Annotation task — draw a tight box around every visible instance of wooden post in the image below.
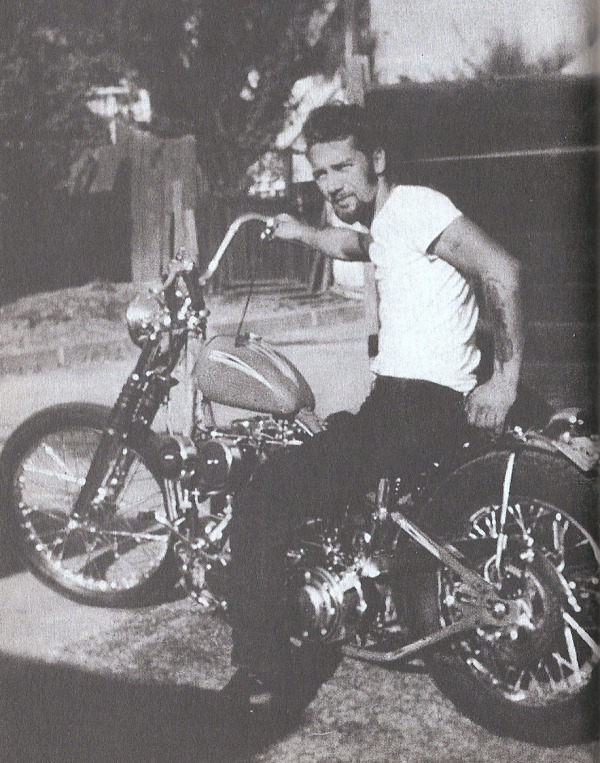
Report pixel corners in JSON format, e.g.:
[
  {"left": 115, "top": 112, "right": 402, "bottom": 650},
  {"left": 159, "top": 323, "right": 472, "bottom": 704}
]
[
  {"left": 172, "top": 179, "right": 184, "bottom": 254},
  {"left": 116, "top": 123, "right": 197, "bottom": 282},
  {"left": 184, "top": 208, "right": 199, "bottom": 261},
  {"left": 344, "top": 0, "right": 358, "bottom": 66},
  {"left": 342, "top": 0, "right": 370, "bottom": 105},
  {"left": 343, "top": 55, "right": 370, "bottom": 106}
]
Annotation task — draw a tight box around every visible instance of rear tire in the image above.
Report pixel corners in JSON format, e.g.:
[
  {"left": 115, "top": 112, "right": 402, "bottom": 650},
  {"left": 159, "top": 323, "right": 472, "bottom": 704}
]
[
  {"left": 411, "top": 449, "right": 599, "bottom": 744},
  {"left": 0, "top": 403, "right": 176, "bottom": 606}
]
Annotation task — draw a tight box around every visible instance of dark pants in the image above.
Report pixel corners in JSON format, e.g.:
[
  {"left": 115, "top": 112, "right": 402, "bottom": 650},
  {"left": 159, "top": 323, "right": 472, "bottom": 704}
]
[{"left": 229, "top": 376, "right": 467, "bottom": 675}]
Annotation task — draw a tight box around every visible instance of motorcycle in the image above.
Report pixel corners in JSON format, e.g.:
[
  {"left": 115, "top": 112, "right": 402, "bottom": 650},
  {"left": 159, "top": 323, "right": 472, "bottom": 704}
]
[{"left": 1, "top": 214, "right": 598, "bottom": 744}]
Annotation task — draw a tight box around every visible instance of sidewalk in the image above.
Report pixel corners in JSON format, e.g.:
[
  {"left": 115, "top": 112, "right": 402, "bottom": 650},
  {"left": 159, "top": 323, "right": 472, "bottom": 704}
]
[{"left": 0, "top": 281, "right": 364, "bottom": 376}]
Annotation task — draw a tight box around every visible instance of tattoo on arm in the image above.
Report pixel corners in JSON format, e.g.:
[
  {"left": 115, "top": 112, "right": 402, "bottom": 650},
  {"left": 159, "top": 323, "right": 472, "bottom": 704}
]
[{"left": 485, "top": 280, "right": 514, "bottom": 368}]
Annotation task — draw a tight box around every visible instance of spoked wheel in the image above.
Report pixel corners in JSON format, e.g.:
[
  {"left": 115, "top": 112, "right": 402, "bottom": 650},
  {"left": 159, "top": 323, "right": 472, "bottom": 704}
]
[
  {"left": 414, "top": 450, "right": 599, "bottom": 744},
  {"left": 0, "top": 403, "right": 175, "bottom": 606}
]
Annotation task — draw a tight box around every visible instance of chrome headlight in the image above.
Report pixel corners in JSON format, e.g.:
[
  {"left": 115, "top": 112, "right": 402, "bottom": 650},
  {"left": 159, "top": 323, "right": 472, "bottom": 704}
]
[{"left": 126, "top": 292, "right": 170, "bottom": 347}]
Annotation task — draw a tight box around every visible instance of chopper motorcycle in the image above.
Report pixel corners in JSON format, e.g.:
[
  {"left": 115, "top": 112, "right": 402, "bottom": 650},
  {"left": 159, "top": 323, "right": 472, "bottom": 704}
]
[{"left": 0, "top": 213, "right": 598, "bottom": 744}]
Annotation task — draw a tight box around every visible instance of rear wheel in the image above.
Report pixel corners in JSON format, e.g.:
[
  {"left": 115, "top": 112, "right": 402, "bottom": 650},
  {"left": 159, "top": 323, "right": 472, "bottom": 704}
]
[
  {"left": 0, "top": 403, "right": 175, "bottom": 606},
  {"left": 412, "top": 450, "right": 599, "bottom": 744}
]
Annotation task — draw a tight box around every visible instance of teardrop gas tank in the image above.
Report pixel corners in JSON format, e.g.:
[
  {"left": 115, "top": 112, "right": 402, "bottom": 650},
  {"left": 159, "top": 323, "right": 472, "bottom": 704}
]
[{"left": 193, "top": 335, "right": 315, "bottom": 416}]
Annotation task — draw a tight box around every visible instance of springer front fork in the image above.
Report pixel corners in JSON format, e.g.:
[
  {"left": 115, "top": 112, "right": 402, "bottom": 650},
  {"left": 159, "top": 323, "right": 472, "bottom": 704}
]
[{"left": 73, "top": 341, "right": 177, "bottom": 518}]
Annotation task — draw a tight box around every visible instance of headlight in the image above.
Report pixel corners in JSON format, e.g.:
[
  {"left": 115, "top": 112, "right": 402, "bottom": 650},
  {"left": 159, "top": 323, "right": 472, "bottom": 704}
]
[{"left": 126, "top": 292, "right": 169, "bottom": 347}]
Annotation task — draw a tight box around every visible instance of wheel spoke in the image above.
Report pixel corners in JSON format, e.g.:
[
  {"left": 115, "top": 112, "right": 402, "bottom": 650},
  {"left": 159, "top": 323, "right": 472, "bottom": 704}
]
[
  {"left": 74, "top": 546, "right": 117, "bottom": 578},
  {"left": 42, "top": 442, "right": 77, "bottom": 478},
  {"left": 563, "top": 611, "right": 600, "bottom": 659},
  {"left": 22, "top": 465, "right": 85, "bottom": 485},
  {"left": 443, "top": 496, "right": 600, "bottom": 707},
  {"left": 563, "top": 625, "right": 581, "bottom": 672}
]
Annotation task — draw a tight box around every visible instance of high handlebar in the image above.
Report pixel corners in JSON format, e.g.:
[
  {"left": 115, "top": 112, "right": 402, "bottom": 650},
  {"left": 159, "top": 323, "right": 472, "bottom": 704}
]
[
  {"left": 158, "top": 213, "right": 275, "bottom": 301},
  {"left": 198, "top": 213, "right": 275, "bottom": 285}
]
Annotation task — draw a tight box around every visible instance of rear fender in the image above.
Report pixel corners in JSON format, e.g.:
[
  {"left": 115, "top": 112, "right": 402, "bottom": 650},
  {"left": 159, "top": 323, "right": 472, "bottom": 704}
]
[{"left": 415, "top": 443, "right": 597, "bottom": 538}]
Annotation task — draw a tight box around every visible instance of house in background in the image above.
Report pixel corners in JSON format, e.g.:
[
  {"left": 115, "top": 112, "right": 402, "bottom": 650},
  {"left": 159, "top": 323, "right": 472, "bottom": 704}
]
[{"left": 86, "top": 79, "right": 152, "bottom": 144}]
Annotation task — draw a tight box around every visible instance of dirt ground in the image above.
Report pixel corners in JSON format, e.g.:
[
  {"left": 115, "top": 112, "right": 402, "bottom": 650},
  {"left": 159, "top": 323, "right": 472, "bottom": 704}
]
[{"left": 0, "top": 592, "right": 596, "bottom": 763}]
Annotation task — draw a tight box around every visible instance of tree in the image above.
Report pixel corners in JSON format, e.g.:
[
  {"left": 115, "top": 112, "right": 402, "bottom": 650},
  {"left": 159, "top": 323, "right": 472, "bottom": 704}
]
[
  {"left": 0, "top": 0, "right": 344, "bottom": 190},
  {"left": 0, "top": 0, "right": 140, "bottom": 187},
  {"left": 464, "top": 36, "right": 572, "bottom": 80},
  {"left": 128, "top": 0, "right": 343, "bottom": 189}
]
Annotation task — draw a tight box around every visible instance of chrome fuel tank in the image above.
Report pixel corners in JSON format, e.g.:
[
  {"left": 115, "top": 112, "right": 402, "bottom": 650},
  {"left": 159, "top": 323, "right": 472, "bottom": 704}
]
[{"left": 193, "top": 335, "right": 315, "bottom": 416}]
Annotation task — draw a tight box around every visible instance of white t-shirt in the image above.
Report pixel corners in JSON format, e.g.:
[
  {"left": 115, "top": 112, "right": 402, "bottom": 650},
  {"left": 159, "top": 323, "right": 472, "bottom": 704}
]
[{"left": 333, "top": 186, "right": 480, "bottom": 393}]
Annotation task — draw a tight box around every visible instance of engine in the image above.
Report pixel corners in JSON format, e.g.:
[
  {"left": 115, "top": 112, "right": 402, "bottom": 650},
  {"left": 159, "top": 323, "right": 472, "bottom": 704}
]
[
  {"left": 288, "top": 564, "right": 365, "bottom": 645},
  {"left": 195, "top": 435, "right": 258, "bottom": 492},
  {"left": 194, "top": 416, "right": 307, "bottom": 493},
  {"left": 286, "top": 516, "right": 403, "bottom": 649},
  {"left": 160, "top": 417, "right": 404, "bottom": 643},
  {"left": 159, "top": 415, "right": 311, "bottom": 608},
  {"left": 155, "top": 416, "right": 306, "bottom": 491}
]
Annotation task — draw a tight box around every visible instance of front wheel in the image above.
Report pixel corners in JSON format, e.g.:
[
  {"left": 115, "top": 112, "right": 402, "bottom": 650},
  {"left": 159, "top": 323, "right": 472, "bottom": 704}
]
[
  {"left": 411, "top": 450, "right": 599, "bottom": 744},
  {"left": 0, "top": 403, "right": 175, "bottom": 606}
]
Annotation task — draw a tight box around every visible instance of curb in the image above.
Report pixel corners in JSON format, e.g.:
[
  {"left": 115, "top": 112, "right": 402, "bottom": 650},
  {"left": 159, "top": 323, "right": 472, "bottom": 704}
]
[{"left": 0, "top": 300, "right": 366, "bottom": 377}]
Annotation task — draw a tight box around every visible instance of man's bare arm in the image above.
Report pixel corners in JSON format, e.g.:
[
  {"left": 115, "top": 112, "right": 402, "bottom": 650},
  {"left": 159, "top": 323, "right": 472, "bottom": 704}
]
[
  {"left": 271, "top": 213, "right": 371, "bottom": 262},
  {"left": 432, "top": 216, "right": 524, "bottom": 432}
]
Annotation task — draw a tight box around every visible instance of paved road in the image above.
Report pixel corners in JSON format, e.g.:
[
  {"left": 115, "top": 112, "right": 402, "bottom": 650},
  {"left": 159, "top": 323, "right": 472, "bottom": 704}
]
[{"left": 0, "top": 322, "right": 596, "bottom": 762}]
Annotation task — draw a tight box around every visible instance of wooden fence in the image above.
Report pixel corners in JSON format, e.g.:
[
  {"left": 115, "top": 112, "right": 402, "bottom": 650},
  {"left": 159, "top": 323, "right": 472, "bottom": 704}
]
[
  {"left": 195, "top": 188, "right": 324, "bottom": 292},
  {"left": 0, "top": 131, "right": 323, "bottom": 304},
  {"left": 0, "top": 151, "right": 131, "bottom": 305}
]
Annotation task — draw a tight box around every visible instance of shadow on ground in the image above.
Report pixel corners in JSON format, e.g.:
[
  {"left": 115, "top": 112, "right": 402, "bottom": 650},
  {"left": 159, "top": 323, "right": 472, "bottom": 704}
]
[
  {"left": 0, "top": 553, "right": 21, "bottom": 579},
  {"left": 0, "top": 653, "right": 288, "bottom": 763}
]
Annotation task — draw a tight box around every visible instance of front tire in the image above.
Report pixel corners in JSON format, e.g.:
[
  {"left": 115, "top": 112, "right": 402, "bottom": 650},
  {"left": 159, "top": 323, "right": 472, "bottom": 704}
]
[
  {"left": 412, "top": 449, "right": 599, "bottom": 744},
  {"left": 0, "top": 403, "right": 175, "bottom": 606}
]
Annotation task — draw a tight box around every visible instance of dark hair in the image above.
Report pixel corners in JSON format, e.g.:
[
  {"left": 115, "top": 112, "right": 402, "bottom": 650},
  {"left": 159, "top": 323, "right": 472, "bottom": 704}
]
[{"left": 303, "top": 103, "right": 375, "bottom": 155}]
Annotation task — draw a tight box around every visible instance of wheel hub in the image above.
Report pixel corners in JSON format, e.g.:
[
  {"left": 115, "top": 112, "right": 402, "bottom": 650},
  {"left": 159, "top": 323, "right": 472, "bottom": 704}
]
[{"left": 480, "top": 555, "right": 564, "bottom": 669}]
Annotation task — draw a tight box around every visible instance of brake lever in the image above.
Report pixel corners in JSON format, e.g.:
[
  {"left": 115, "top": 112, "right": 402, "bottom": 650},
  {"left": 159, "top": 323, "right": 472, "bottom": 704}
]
[
  {"left": 155, "top": 249, "right": 195, "bottom": 294},
  {"left": 260, "top": 217, "right": 276, "bottom": 242}
]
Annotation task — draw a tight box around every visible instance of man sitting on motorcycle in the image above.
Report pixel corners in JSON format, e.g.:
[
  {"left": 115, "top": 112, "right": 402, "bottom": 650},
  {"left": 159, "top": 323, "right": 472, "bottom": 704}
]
[{"left": 225, "top": 103, "right": 524, "bottom": 710}]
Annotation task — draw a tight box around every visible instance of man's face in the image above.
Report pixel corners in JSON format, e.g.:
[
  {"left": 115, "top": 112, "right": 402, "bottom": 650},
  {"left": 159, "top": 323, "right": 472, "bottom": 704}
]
[{"left": 307, "top": 136, "right": 377, "bottom": 224}]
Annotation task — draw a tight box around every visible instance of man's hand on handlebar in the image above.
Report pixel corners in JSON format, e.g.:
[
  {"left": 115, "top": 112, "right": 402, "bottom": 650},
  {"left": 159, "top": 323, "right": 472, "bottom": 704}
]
[{"left": 270, "top": 213, "right": 312, "bottom": 243}]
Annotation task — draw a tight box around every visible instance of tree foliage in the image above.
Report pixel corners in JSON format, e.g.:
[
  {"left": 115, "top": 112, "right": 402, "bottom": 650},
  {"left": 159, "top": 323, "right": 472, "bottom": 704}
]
[
  {"left": 0, "top": 0, "right": 136, "bottom": 185},
  {"left": 139, "top": 0, "right": 341, "bottom": 188},
  {"left": 0, "top": 0, "right": 342, "bottom": 189},
  {"left": 465, "top": 36, "right": 572, "bottom": 79}
]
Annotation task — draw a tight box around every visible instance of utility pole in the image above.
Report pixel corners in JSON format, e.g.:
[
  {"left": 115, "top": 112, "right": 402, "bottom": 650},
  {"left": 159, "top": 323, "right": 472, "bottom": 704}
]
[
  {"left": 342, "top": 0, "right": 378, "bottom": 355},
  {"left": 341, "top": 0, "right": 371, "bottom": 105}
]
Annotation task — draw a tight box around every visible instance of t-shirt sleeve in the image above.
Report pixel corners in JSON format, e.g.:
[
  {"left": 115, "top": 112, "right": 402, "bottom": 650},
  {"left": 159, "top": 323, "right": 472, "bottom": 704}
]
[{"left": 388, "top": 187, "right": 463, "bottom": 254}]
